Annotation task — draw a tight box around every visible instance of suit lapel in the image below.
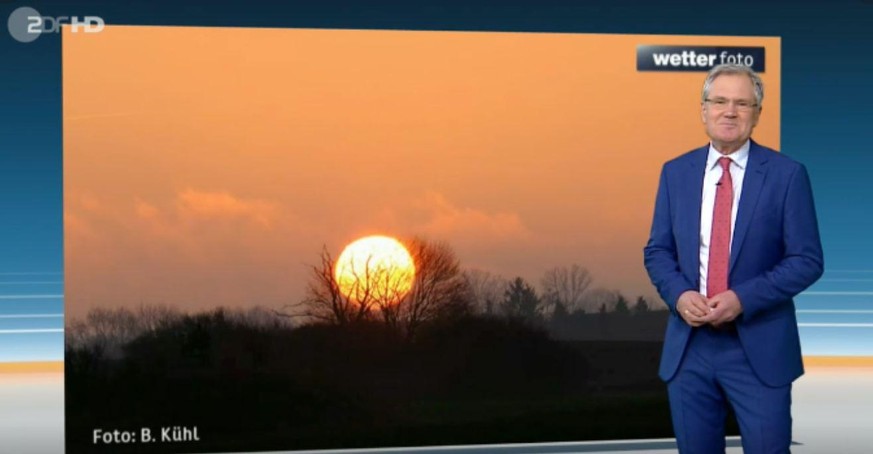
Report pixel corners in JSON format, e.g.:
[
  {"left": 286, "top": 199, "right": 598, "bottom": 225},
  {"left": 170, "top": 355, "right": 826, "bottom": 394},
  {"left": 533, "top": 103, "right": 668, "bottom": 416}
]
[
  {"left": 730, "top": 141, "right": 769, "bottom": 274},
  {"left": 683, "top": 146, "right": 708, "bottom": 285}
]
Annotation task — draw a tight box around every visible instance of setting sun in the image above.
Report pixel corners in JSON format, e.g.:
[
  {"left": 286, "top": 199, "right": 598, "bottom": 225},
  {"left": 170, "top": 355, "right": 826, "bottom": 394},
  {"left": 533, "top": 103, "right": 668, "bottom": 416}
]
[{"left": 335, "top": 235, "right": 416, "bottom": 304}]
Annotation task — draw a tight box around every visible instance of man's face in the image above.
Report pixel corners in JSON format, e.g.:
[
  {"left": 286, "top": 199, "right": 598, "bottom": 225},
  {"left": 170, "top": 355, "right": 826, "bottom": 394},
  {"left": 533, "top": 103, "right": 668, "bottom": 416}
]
[{"left": 702, "top": 73, "right": 761, "bottom": 153}]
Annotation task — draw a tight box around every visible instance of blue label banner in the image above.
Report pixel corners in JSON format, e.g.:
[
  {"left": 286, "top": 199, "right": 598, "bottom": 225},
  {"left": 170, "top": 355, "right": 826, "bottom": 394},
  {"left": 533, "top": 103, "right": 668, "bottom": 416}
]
[{"left": 637, "top": 45, "right": 766, "bottom": 72}]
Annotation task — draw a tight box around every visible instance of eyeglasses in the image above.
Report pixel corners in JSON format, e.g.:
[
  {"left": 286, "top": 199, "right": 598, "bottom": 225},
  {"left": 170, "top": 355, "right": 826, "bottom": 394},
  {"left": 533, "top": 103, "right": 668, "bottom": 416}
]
[{"left": 704, "top": 97, "right": 759, "bottom": 112}]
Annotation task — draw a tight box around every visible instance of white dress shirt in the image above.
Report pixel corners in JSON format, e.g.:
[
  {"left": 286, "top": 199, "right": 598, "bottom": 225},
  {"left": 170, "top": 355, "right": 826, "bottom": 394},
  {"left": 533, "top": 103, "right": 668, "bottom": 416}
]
[{"left": 699, "top": 140, "right": 749, "bottom": 296}]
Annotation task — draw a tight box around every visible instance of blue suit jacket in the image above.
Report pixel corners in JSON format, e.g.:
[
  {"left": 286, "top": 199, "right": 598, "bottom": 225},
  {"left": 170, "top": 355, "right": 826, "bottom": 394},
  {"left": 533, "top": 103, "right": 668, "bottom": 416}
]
[{"left": 643, "top": 140, "right": 824, "bottom": 387}]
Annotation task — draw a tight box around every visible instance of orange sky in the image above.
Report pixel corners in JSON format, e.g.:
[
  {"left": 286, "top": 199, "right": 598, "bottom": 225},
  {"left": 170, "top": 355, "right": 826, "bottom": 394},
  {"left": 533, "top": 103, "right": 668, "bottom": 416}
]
[{"left": 63, "top": 26, "right": 780, "bottom": 319}]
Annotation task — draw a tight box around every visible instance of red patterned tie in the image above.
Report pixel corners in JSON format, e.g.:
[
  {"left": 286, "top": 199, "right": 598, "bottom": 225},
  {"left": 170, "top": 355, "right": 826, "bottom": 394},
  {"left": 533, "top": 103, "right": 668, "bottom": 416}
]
[{"left": 707, "top": 157, "right": 733, "bottom": 298}]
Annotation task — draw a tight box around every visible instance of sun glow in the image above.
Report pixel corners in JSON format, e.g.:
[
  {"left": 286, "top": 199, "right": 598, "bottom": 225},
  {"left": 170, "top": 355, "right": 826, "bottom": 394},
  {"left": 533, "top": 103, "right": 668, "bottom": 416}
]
[{"left": 334, "top": 235, "right": 416, "bottom": 304}]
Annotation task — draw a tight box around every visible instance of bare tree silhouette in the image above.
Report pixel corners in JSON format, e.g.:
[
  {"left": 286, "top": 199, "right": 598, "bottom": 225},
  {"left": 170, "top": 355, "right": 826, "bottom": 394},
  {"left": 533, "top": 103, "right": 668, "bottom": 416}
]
[
  {"left": 390, "top": 238, "right": 472, "bottom": 339},
  {"left": 291, "top": 239, "right": 471, "bottom": 338},
  {"left": 66, "top": 304, "right": 287, "bottom": 361},
  {"left": 581, "top": 287, "right": 621, "bottom": 314},
  {"left": 540, "top": 264, "right": 593, "bottom": 316},
  {"left": 66, "top": 305, "right": 183, "bottom": 359},
  {"left": 285, "top": 246, "right": 378, "bottom": 325},
  {"left": 464, "top": 269, "right": 507, "bottom": 315}
]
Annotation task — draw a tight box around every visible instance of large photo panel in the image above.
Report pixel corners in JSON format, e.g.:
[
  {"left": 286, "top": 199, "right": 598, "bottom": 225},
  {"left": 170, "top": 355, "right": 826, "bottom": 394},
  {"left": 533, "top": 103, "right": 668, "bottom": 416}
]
[{"left": 63, "top": 26, "right": 779, "bottom": 452}]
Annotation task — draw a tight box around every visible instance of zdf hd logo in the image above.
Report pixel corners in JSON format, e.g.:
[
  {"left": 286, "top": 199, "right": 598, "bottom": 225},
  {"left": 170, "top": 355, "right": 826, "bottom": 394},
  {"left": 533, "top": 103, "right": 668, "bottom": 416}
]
[{"left": 7, "top": 6, "right": 104, "bottom": 43}]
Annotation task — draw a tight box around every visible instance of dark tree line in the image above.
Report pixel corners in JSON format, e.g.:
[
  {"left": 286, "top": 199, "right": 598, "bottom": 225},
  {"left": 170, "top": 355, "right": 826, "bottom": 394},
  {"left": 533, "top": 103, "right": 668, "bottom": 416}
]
[
  {"left": 67, "top": 304, "right": 640, "bottom": 453},
  {"left": 64, "top": 238, "right": 676, "bottom": 452},
  {"left": 279, "top": 238, "right": 472, "bottom": 341},
  {"left": 285, "top": 238, "right": 664, "bottom": 337}
]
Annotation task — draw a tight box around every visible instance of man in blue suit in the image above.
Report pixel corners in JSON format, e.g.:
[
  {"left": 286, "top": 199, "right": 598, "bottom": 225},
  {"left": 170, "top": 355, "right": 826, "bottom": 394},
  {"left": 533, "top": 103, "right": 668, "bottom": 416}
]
[{"left": 644, "top": 64, "right": 824, "bottom": 454}]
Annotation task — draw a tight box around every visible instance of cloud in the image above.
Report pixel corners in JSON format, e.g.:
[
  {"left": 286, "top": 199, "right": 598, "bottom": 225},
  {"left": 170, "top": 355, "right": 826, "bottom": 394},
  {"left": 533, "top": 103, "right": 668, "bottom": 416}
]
[
  {"left": 65, "top": 189, "right": 309, "bottom": 317},
  {"left": 64, "top": 192, "right": 105, "bottom": 242},
  {"left": 366, "top": 192, "right": 532, "bottom": 250},
  {"left": 175, "top": 189, "right": 280, "bottom": 228},
  {"left": 135, "top": 199, "right": 160, "bottom": 220},
  {"left": 78, "top": 193, "right": 102, "bottom": 212},
  {"left": 411, "top": 192, "right": 531, "bottom": 242},
  {"left": 68, "top": 189, "right": 291, "bottom": 264}
]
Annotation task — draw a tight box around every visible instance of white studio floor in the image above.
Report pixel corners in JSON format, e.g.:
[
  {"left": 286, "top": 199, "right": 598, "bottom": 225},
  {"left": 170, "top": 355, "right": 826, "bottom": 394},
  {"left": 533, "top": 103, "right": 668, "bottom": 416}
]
[{"left": 1, "top": 364, "right": 871, "bottom": 454}]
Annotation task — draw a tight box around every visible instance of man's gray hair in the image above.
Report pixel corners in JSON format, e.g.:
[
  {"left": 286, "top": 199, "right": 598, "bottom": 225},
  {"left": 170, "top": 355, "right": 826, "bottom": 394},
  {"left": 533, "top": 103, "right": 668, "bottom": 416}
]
[{"left": 702, "top": 64, "right": 764, "bottom": 107}]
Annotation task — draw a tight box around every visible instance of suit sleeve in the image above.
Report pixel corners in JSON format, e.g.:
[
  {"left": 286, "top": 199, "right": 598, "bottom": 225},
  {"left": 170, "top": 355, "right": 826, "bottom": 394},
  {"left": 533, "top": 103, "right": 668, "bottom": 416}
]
[
  {"left": 644, "top": 165, "right": 696, "bottom": 314},
  {"left": 731, "top": 163, "right": 825, "bottom": 320}
]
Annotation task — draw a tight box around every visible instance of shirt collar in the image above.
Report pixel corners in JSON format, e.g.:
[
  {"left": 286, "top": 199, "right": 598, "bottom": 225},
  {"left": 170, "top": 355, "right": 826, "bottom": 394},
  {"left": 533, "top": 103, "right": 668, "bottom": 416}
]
[{"left": 707, "top": 140, "right": 750, "bottom": 171}]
